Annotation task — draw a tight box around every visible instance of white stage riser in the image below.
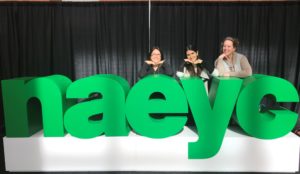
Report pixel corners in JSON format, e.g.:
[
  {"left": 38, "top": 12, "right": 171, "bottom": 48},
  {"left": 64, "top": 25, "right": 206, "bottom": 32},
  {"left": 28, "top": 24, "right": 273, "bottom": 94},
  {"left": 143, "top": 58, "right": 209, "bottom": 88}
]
[{"left": 3, "top": 127, "right": 300, "bottom": 172}]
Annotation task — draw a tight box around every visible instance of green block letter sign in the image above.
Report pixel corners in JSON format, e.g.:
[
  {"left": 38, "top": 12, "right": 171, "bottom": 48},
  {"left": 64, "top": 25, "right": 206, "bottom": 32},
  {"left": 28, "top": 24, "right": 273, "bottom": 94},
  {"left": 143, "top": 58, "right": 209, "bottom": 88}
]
[
  {"left": 64, "top": 74, "right": 130, "bottom": 138},
  {"left": 2, "top": 75, "right": 72, "bottom": 137},
  {"left": 126, "top": 75, "right": 188, "bottom": 138},
  {"left": 181, "top": 77, "right": 243, "bottom": 159},
  {"left": 236, "top": 74, "right": 299, "bottom": 139}
]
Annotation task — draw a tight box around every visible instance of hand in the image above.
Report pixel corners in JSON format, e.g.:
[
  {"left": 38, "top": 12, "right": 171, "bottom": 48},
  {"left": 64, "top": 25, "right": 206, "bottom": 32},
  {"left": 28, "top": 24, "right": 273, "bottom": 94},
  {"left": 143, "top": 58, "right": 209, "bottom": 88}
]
[
  {"left": 184, "top": 59, "right": 202, "bottom": 64},
  {"left": 218, "top": 53, "right": 227, "bottom": 60},
  {"left": 223, "top": 72, "right": 230, "bottom": 77},
  {"left": 176, "top": 71, "right": 184, "bottom": 78},
  {"left": 194, "top": 59, "right": 203, "bottom": 64},
  {"left": 145, "top": 60, "right": 164, "bottom": 66},
  {"left": 211, "top": 69, "right": 219, "bottom": 76},
  {"left": 158, "top": 60, "right": 165, "bottom": 65},
  {"left": 145, "top": 60, "right": 155, "bottom": 65},
  {"left": 184, "top": 59, "right": 193, "bottom": 63}
]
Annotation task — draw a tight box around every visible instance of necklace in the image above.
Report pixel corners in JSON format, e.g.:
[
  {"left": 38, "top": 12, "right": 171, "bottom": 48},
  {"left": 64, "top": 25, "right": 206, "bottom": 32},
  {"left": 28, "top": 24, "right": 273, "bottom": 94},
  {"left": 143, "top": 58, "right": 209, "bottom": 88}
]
[{"left": 224, "top": 56, "right": 235, "bottom": 72}]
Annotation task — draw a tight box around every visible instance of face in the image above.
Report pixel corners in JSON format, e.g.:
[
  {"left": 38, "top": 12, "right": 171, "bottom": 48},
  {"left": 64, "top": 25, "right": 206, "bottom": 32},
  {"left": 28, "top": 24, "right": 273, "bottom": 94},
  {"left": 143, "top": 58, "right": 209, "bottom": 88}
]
[
  {"left": 222, "top": 40, "right": 236, "bottom": 56},
  {"left": 150, "top": 49, "right": 162, "bottom": 63},
  {"left": 186, "top": 50, "right": 198, "bottom": 62}
]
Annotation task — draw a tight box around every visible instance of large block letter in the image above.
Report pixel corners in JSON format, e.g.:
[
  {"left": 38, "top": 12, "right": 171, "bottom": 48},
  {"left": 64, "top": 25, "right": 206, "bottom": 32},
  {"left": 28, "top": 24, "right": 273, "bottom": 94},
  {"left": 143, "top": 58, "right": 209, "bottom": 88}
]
[
  {"left": 2, "top": 75, "right": 72, "bottom": 137},
  {"left": 236, "top": 74, "right": 299, "bottom": 139},
  {"left": 181, "top": 77, "right": 242, "bottom": 159},
  {"left": 64, "top": 74, "right": 130, "bottom": 138},
  {"left": 126, "top": 75, "right": 188, "bottom": 138}
]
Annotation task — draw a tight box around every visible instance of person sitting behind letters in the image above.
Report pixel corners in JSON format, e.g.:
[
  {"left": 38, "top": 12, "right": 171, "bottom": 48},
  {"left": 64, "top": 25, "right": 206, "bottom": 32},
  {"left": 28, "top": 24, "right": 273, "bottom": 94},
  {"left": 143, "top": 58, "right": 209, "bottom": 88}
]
[
  {"left": 213, "top": 37, "right": 252, "bottom": 77},
  {"left": 176, "top": 44, "right": 210, "bottom": 92},
  {"left": 138, "top": 47, "right": 173, "bottom": 79}
]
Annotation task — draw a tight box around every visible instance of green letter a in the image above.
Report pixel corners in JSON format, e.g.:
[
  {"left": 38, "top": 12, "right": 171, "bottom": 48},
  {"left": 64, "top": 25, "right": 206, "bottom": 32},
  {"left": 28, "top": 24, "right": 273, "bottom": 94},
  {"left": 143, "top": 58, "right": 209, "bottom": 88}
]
[{"left": 64, "top": 74, "right": 130, "bottom": 138}]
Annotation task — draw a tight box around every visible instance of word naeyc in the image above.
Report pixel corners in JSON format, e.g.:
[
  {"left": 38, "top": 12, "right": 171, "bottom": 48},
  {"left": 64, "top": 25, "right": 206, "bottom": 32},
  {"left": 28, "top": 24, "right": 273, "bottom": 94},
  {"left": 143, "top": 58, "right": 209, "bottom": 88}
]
[{"left": 1, "top": 74, "right": 299, "bottom": 159}]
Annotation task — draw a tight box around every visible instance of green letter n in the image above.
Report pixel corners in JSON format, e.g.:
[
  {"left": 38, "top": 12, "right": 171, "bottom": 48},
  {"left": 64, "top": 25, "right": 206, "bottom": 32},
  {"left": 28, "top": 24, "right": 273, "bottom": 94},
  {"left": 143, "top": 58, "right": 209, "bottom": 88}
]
[{"left": 2, "top": 75, "right": 72, "bottom": 137}]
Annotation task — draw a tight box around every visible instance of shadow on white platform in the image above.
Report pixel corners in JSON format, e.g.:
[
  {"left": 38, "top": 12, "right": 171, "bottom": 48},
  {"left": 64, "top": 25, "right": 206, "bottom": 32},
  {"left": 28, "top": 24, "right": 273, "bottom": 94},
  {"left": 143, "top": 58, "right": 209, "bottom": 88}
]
[{"left": 3, "top": 126, "right": 300, "bottom": 172}]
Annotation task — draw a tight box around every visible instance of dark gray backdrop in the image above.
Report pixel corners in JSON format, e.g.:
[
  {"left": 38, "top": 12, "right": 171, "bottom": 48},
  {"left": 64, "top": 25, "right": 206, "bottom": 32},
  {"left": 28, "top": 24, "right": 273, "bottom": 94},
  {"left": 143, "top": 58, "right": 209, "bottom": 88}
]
[{"left": 0, "top": 2, "right": 299, "bottom": 132}]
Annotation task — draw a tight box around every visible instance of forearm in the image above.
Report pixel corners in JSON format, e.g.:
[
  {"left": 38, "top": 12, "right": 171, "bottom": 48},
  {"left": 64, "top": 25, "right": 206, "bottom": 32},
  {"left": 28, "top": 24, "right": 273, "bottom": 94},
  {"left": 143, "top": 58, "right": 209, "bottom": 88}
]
[
  {"left": 229, "top": 57, "right": 252, "bottom": 77},
  {"left": 229, "top": 70, "right": 251, "bottom": 77},
  {"left": 138, "top": 64, "right": 150, "bottom": 78},
  {"left": 215, "top": 60, "right": 226, "bottom": 76},
  {"left": 162, "top": 63, "right": 174, "bottom": 76}
]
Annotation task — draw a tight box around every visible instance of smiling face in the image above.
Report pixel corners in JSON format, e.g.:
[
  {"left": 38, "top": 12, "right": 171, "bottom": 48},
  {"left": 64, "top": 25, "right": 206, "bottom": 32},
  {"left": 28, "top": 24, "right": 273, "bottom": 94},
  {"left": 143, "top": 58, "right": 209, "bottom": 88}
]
[
  {"left": 222, "top": 40, "right": 236, "bottom": 56},
  {"left": 150, "top": 49, "right": 162, "bottom": 64},
  {"left": 186, "top": 50, "right": 198, "bottom": 62}
]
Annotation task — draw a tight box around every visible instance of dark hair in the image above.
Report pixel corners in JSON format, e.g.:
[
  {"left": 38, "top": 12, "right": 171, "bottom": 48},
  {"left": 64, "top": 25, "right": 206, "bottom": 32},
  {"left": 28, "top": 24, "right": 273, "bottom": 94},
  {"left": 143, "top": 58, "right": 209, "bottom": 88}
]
[
  {"left": 186, "top": 44, "right": 198, "bottom": 53},
  {"left": 221, "top": 36, "right": 239, "bottom": 48},
  {"left": 148, "top": 46, "right": 164, "bottom": 60},
  {"left": 184, "top": 44, "right": 202, "bottom": 76}
]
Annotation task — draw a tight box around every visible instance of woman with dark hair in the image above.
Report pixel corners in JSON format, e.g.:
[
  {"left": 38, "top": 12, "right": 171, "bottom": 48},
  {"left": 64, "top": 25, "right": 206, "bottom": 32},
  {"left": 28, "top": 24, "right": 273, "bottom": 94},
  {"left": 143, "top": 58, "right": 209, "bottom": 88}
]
[
  {"left": 213, "top": 37, "right": 252, "bottom": 77},
  {"left": 138, "top": 47, "right": 173, "bottom": 79},
  {"left": 177, "top": 44, "right": 210, "bottom": 92}
]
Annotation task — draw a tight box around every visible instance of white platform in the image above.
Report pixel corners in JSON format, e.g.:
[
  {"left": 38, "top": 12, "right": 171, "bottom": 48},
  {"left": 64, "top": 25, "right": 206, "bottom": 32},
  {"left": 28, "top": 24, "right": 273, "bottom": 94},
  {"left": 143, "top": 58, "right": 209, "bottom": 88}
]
[{"left": 3, "top": 126, "right": 300, "bottom": 172}]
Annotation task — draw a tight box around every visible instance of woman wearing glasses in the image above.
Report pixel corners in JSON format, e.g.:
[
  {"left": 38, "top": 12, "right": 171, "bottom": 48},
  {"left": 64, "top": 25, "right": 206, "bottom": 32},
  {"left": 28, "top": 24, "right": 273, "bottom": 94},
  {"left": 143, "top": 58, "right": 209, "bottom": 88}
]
[{"left": 138, "top": 47, "right": 173, "bottom": 79}]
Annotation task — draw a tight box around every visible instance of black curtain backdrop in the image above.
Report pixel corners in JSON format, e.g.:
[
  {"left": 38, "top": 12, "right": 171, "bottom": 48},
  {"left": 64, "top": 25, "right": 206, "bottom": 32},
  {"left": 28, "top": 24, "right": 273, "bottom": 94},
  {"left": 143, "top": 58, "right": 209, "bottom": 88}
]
[
  {"left": 0, "top": 2, "right": 299, "bottom": 133},
  {"left": 150, "top": 2, "right": 300, "bottom": 128}
]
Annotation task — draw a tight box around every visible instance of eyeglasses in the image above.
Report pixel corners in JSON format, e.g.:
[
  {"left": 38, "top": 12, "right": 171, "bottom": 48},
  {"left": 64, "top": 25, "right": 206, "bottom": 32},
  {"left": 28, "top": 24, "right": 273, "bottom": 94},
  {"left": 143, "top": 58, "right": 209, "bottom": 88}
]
[{"left": 151, "top": 53, "right": 161, "bottom": 56}]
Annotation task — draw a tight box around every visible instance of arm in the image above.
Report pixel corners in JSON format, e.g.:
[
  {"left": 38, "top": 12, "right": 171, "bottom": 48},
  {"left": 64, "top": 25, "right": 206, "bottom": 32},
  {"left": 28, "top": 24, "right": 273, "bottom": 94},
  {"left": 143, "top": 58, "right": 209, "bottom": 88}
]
[
  {"left": 160, "top": 62, "right": 174, "bottom": 77},
  {"left": 138, "top": 62, "right": 151, "bottom": 79},
  {"left": 215, "top": 59, "right": 227, "bottom": 76},
  {"left": 177, "top": 62, "right": 186, "bottom": 72},
  {"left": 176, "top": 62, "right": 186, "bottom": 78},
  {"left": 229, "top": 56, "right": 252, "bottom": 77}
]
